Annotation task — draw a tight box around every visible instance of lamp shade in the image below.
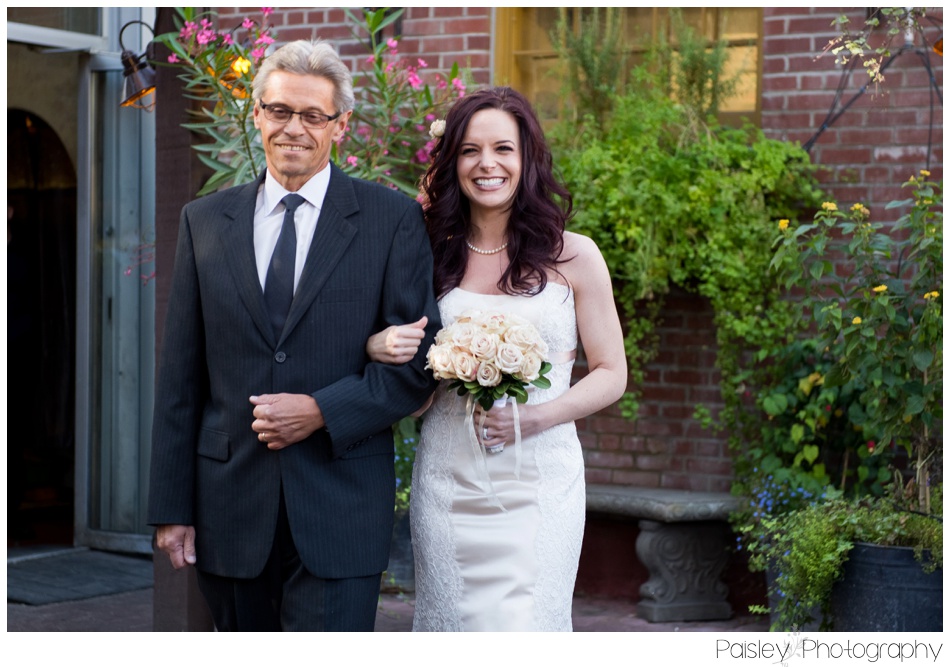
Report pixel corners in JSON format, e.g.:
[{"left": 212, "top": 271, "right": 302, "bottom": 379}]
[{"left": 120, "top": 49, "right": 156, "bottom": 109}]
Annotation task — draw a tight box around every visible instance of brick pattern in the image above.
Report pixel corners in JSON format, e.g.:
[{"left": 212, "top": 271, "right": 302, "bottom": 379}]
[
  {"left": 576, "top": 288, "right": 731, "bottom": 493},
  {"left": 215, "top": 7, "right": 942, "bottom": 495},
  {"left": 761, "top": 7, "right": 944, "bottom": 217},
  {"left": 217, "top": 7, "right": 491, "bottom": 87}
]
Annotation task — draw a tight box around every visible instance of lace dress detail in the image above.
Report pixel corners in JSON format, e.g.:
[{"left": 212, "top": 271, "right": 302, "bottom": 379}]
[{"left": 410, "top": 283, "right": 583, "bottom": 631}]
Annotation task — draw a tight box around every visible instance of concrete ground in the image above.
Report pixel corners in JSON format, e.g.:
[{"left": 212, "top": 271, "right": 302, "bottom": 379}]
[{"left": 7, "top": 546, "right": 769, "bottom": 632}]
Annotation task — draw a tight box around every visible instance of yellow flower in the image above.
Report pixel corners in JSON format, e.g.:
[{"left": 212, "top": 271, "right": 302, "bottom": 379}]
[
  {"left": 920, "top": 169, "right": 931, "bottom": 177},
  {"left": 231, "top": 57, "right": 252, "bottom": 76},
  {"left": 872, "top": 284, "right": 888, "bottom": 293},
  {"left": 852, "top": 316, "right": 862, "bottom": 325},
  {"left": 850, "top": 203, "right": 870, "bottom": 219},
  {"left": 778, "top": 219, "right": 789, "bottom": 231},
  {"left": 924, "top": 291, "right": 940, "bottom": 300},
  {"left": 821, "top": 202, "right": 838, "bottom": 212}
]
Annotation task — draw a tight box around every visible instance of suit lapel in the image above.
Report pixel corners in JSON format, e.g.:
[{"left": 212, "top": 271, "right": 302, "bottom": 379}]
[
  {"left": 221, "top": 172, "right": 277, "bottom": 345},
  {"left": 279, "top": 163, "right": 359, "bottom": 344}
]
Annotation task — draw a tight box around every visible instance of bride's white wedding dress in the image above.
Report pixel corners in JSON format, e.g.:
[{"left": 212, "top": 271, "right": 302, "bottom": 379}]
[{"left": 410, "top": 282, "right": 584, "bottom": 631}]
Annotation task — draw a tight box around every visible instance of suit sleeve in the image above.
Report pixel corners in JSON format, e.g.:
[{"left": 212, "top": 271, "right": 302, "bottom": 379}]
[
  {"left": 146, "top": 207, "right": 207, "bottom": 525},
  {"left": 312, "top": 200, "right": 441, "bottom": 458}
]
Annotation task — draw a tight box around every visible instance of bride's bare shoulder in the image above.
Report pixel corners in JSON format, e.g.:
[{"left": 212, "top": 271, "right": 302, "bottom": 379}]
[{"left": 559, "top": 231, "right": 606, "bottom": 275}]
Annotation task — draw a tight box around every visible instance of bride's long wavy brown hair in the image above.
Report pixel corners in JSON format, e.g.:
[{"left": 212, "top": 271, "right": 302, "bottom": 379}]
[{"left": 421, "top": 87, "right": 573, "bottom": 298}]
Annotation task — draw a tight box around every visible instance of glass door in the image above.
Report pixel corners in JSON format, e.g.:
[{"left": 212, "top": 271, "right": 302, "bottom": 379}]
[{"left": 74, "top": 49, "right": 156, "bottom": 554}]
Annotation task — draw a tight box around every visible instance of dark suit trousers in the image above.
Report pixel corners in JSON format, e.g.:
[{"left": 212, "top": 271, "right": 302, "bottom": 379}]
[{"left": 195, "top": 493, "right": 382, "bottom": 632}]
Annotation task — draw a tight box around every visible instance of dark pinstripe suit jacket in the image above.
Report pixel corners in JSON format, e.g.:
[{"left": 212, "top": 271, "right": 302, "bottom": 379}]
[{"left": 147, "top": 164, "right": 441, "bottom": 579}]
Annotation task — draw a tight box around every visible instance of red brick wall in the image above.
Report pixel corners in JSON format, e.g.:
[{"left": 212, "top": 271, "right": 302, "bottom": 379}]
[
  {"left": 576, "top": 288, "right": 731, "bottom": 493},
  {"left": 761, "top": 7, "right": 944, "bottom": 214}
]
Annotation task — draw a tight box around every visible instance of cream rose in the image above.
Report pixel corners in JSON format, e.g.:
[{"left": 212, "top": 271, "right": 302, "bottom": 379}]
[
  {"left": 470, "top": 331, "right": 500, "bottom": 361},
  {"left": 479, "top": 312, "right": 508, "bottom": 334},
  {"left": 449, "top": 321, "right": 476, "bottom": 348},
  {"left": 494, "top": 342, "right": 524, "bottom": 374},
  {"left": 516, "top": 350, "right": 543, "bottom": 382},
  {"left": 504, "top": 324, "right": 546, "bottom": 353},
  {"left": 451, "top": 350, "right": 479, "bottom": 382},
  {"left": 426, "top": 344, "right": 455, "bottom": 379},
  {"left": 476, "top": 361, "right": 502, "bottom": 387}
]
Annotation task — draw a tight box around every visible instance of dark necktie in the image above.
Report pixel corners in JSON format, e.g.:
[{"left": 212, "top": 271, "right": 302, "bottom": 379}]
[{"left": 264, "top": 193, "right": 305, "bottom": 339}]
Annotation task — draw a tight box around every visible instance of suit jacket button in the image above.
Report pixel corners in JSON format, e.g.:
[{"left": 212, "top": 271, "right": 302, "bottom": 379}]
[{"left": 274, "top": 351, "right": 287, "bottom": 363}]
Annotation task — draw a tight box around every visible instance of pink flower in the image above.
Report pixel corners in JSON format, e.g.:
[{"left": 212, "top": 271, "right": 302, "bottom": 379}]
[
  {"left": 387, "top": 38, "right": 398, "bottom": 55},
  {"left": 222, "top": 33, "right": 234, "bottom": 46},
  {"left": 346, "top": 155, "right": 358, "bottom": 166},
  {"left": 243, "top": 18, "right": 255, "bottom": 30},
  {"left": 366, "top": 54, "right": 375, "bottom": 64},
  {"left": 262, "top": 7, "right": 273, "bottom": 17},
  {"left": 417, "top": 58, "right": 428, "bottom": 68},
  {"left": 408, "top": 72, "right": 423, "bottom": 90},
  {"left": 196, "top": 29, "right": 216, "bottom": 45},
  {"left": 179, "top": 21, "right": 197, "bottom": 40},
  {"left": 251, "top": 47, "right": 267, "bottom": 60},
  {"left": 167, "top": 53, "right": 180, "bottom": 63},
  {"left": 452, "top": 77, "right": 466, "bottom": 95},
  {"left": 437, "top": 79, "right": 448, "bottom": 90},
  {"left": 426, "top": 113, "right": 436, "bottom": 122},
  {"left": 255, "top": 34, "right": 274, "bottom": 45},
  {"left": 867, "top": 440, "right": 875, "bottom": 451},
  {"left": 415, "top": 147, "right": 430, "bottom": 163},
  {"left": 385, "top": 62, "right": 395, "bottom": 74}
]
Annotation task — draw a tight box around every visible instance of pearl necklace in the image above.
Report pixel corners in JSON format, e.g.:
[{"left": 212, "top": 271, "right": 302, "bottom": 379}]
[{"left": 466, "top": 240, "right": 508, "bottom": 255}]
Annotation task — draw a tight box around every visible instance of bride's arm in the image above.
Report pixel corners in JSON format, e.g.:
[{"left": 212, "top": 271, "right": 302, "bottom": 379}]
[
  {"left": 476, "top": 234, "right": 627, "bottom": 442},
  {"left": 366, "top": 316, "right": 429, "bottom": 365}
]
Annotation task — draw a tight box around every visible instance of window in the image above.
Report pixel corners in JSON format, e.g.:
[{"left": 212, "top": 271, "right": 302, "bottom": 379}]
[
  {"left": 494, "top": 7, "right": 761, "bottom": 125},
  {"left": 7, "top": 8, "right": 101, "bottom": 35}
]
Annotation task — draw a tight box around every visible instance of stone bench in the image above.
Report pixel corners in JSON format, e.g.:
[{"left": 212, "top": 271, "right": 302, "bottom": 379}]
[{"left": 586, "top": 484, "right": 743, "bottom": 623}]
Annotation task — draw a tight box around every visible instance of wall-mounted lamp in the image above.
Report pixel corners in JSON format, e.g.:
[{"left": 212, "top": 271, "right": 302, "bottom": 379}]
[{"left": 119, "top": 20, "right": 157, "bottom": 111}]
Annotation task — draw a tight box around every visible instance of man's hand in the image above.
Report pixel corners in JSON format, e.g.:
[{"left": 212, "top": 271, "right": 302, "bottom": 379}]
[
  {"left": 250, "top": 393, "right": 324, "bottom": 450},
  {"left": 156, "top": 524, "right": 197, "bottom": 569}
]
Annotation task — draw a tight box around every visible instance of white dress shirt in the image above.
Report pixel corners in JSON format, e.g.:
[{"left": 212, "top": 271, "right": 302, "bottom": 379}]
[{"left": 253, "top": 166, "right": 331, "bottom": 293}]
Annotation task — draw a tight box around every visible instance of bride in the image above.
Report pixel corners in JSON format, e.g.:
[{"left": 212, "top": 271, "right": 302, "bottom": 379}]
[{"left": 367, "top": 87, "right": 626, "bottom": 631}]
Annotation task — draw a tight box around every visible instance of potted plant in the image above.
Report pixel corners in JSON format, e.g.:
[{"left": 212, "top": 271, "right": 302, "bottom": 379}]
[{"left": 751, "top": 172, "right": 943, "bottom": 631}]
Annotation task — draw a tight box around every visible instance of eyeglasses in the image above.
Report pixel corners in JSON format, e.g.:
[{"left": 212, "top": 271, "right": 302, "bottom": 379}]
[{"left": 259, "top": 101, "right": 341, "bottom": 129}]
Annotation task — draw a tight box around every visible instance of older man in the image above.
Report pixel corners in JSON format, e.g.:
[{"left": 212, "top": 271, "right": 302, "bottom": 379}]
[{"left": 147, "top": 40, "right": 440, "bottom": 631}]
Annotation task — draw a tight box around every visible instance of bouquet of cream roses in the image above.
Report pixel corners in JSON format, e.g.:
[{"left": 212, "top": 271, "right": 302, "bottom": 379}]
[{"left": 426, "top": 309, "right": 553, "bottom": 411}]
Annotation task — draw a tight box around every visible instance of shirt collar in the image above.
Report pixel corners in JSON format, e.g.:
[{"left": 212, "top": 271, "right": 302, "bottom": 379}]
[{"left": 261, "top": 165, "right": 331, "bottom": 216}]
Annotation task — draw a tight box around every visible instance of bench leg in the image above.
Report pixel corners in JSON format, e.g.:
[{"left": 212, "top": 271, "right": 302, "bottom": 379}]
[{"left": 635, "top": 519, "right": 733, "bottom": 622}]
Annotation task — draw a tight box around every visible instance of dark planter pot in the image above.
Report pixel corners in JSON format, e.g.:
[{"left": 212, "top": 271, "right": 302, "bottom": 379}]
[
  {"left": 383, "top": 510, "right": 415, "bottom": 593},
  {"left": 831, "top": 542, "right": 942, "bottom": 632}
]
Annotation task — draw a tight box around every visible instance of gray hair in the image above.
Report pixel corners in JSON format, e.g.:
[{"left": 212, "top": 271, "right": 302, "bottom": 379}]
[{"left": 252, "top": 40, "right": 355, "bottom": 113}]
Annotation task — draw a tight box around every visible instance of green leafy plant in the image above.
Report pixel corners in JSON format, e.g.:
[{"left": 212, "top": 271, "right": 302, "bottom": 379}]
[
  {"left": 749, "top": 486, "right": 942, "bottom": 631},
  {"left": 155, "top": 7, "right": 275, "bottom": 195},
  {"left": 335, "top": 8, "right": 464, "bottom": 198},
  {"left": 772, "top": 173, "right": 942, "bottom": 515},
  {"left": 550, "top": 12, "right": 823, "bottom": 420},
  {"left": 746, "top": 174, "right": 944, "bottom": 630}
]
